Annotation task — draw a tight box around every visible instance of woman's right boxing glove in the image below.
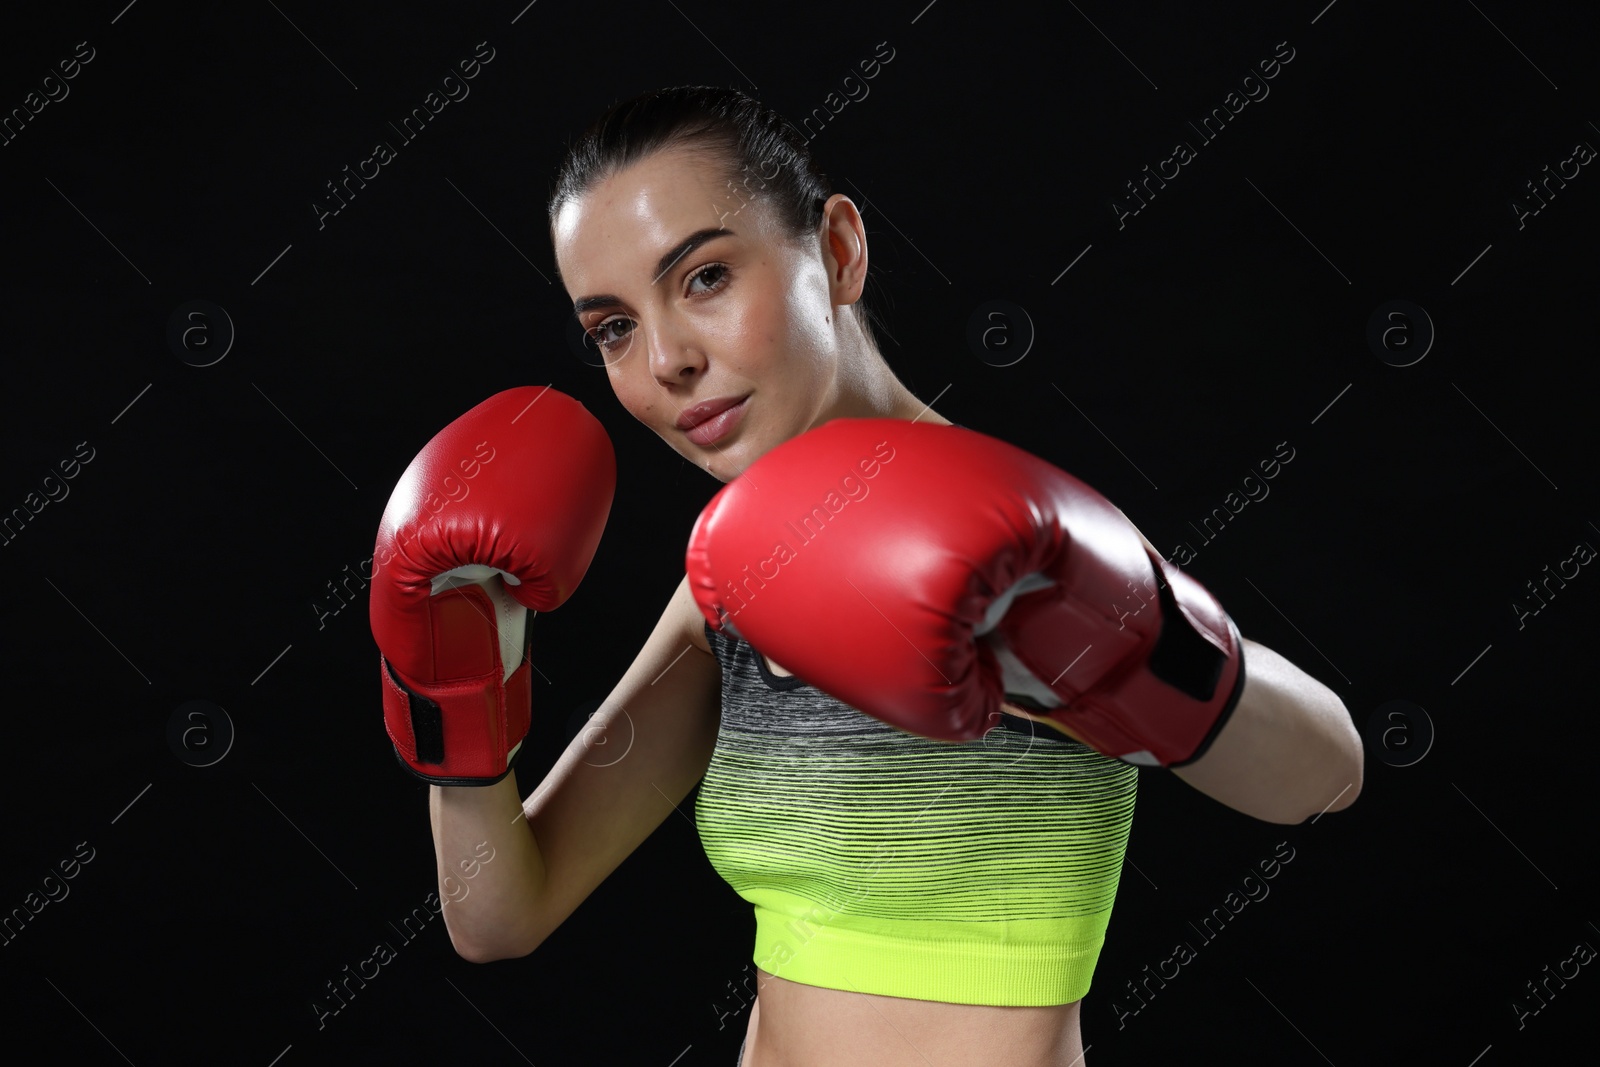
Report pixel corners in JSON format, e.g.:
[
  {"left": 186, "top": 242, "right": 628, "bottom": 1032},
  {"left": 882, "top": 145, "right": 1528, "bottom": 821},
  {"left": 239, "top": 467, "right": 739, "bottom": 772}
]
[{"left": 369, "top": 386, "right": 615, "bottom": 785}]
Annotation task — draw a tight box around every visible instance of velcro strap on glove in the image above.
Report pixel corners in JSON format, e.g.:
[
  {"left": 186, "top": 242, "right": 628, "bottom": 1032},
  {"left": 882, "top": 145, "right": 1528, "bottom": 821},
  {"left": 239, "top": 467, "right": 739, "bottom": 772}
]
[
  {"left": 381, "top": 652, "right": 531, "bottom": 785},
  {"left": 377, "top": 581, "right": 533, "bottom": 786}
]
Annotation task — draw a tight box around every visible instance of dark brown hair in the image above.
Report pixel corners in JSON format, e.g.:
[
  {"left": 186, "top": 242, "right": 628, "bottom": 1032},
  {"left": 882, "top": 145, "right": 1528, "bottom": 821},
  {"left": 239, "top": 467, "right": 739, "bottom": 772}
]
[{"left": 547, "top": 85, "right": 882, "bottom": 346}]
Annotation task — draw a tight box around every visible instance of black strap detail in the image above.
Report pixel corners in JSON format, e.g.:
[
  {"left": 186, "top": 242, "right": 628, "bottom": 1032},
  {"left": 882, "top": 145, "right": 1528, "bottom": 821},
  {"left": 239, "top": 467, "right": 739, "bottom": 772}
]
[
  {"left": 1144, "top": 567, "right": 1226, "bottom": 702},
  {"left": 389, "top": 745, "right": 519, "bottom": 787},
  {"left": 384, "top": 656, "right": 445, "bottom": 764},
  {"left": 996, "top": 707, "right": 1079, "bottom": 743},
  {"left": 1168, "top": 644, "right": 1247, "bottom": 769}
]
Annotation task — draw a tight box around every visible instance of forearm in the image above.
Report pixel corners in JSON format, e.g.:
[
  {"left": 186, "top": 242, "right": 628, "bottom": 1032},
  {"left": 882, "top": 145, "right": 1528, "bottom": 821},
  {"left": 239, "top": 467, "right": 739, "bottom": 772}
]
[
  {"left": 429, "top": 774, "right": 547, "bottom": 962},
  {"left": 1170, "top": 638, "right": 1363, "bottom": 824}
]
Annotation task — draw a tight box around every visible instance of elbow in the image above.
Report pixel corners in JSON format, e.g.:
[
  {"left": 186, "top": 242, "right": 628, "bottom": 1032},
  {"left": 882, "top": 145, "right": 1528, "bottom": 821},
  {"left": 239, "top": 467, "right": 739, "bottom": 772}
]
[
  {"left": 1256, "top": 745, "right": 1365, "bottom": 826},
  {"left": 448, "top": 930, "right": 500, "bottom": 963},
  {"left": 1290, "top": 735, "right": 1365, "bottom": 824},
  {"left": 1331, "top": 753, "right": 1364, "bottom": 813},
  {"left": 453, "top": 941, "right": 506, "bottom": 965},
  {"left": 452, "top": 940, "right": 530, "bottom": 965},
  {"left": 448, "top": 929, "right": 539, "bottom": 964},
  {"left": 1323, "top": 711, "right": 1366, "bottom": 814}
]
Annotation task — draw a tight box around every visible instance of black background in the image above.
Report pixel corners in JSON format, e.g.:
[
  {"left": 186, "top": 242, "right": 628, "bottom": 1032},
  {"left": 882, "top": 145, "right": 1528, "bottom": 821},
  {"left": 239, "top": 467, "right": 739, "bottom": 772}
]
[{"left": 2, "top": 1, "right": 1597, "bottom": 1064}]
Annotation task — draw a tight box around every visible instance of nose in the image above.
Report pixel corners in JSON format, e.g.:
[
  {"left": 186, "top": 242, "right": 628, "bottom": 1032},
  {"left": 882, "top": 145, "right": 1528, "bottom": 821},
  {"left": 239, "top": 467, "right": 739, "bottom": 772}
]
[{"left": 644, "top": 317, "right": 705, "bottom": 386}]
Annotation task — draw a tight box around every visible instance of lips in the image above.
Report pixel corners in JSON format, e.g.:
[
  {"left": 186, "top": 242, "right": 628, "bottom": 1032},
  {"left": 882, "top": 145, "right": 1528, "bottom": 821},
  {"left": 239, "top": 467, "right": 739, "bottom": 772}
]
[
  {"left": 676, "top": 395, "right": 748, "bottom": 431},
  {"left": 680, "top": 396, "right": 749, "bottom": 448}
]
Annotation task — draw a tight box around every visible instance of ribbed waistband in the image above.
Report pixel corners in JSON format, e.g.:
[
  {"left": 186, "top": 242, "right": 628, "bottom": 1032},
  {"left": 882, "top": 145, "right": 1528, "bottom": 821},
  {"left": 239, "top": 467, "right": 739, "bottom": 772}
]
[{"left": 749, "top": 902, "right": 1108, "bottom": 1006}]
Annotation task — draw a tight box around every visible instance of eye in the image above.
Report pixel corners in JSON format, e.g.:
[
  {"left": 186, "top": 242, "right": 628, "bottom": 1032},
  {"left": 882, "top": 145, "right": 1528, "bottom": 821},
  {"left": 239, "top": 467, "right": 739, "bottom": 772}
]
[
  {"left": 586, "top": 316, "right": 633, "bottom": 354},
  {"left": 688, "top": 263, "right": 729, "bottom": 295}
]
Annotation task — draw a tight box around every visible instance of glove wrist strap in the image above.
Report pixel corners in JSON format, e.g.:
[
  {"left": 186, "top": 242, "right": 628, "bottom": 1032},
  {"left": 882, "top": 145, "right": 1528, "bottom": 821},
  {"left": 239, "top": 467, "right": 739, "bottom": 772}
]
[{"left": 380, "top": 649, "right": 533, "bottom": 786}]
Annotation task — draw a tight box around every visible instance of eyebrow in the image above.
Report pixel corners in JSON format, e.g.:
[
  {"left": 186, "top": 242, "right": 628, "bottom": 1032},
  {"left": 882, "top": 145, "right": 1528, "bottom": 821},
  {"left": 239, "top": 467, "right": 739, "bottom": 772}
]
[{"left": 571, "top": 227, "right": 735, "bottom": 317}]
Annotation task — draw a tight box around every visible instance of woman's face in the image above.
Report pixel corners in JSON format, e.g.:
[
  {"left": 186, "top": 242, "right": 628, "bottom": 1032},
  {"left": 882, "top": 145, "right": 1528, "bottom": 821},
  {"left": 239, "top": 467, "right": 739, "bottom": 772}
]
[{"left": 553, "top": 144, "right": 863, "bottom": 482}]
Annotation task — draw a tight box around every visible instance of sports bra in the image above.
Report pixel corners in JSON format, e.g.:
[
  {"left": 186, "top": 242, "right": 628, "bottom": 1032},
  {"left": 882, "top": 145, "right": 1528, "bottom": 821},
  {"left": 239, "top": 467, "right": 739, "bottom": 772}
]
[{"left": 694, "top": 620, "right": 1139, "bottom": 1007}]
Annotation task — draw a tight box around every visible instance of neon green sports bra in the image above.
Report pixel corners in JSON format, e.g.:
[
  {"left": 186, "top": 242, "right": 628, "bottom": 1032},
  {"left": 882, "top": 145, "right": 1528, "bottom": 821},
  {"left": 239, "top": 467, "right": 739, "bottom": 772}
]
[{"left": 695, "top": 621, "right": 1138, "bottom": 1006}]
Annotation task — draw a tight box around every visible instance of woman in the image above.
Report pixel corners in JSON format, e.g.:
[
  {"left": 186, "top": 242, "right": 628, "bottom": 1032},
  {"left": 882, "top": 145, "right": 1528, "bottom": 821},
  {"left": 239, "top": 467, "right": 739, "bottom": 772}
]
[{"left": 426, "top": 86, "right": 1363, "bottom": 1066}]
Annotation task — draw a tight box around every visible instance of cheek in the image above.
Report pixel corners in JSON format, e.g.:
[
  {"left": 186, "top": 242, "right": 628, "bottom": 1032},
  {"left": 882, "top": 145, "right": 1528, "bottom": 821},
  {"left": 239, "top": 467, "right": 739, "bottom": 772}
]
[
  {"left": 740, "top": 304, "right": 787, "bottom": 360},
  {"left": 694, "top": 294, "right": 778, "bottom": 379},
  {"left": 776, "top": 306, "right": 831, "bottom": 382},
  {"left": 606, "top": 364, "right": 656, "bottom": 421},
  {"left": 782, "top": 263, "right": 836, "bottom": 345}
]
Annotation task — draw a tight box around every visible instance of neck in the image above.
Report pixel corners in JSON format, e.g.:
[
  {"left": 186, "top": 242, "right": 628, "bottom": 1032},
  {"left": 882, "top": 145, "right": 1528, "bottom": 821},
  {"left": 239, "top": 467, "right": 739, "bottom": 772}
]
[{"left": 819, "top": 337, "right": 950, "bottom": 427}]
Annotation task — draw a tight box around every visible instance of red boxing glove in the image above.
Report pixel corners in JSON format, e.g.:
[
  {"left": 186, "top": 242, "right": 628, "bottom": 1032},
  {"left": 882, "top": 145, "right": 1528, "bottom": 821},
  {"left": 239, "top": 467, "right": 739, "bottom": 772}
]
[
  {"left": 684, "top": 418, "right": 1245, "bottom": 767},
  {"left": 370, "top": 386, "right": 615, "bottom": 784}
]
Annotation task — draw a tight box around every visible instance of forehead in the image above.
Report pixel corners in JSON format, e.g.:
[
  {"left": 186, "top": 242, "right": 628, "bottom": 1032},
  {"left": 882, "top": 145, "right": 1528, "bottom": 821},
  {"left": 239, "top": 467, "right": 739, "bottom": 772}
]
[{"left": 554, "top": 144, "right": 764, "bottom": 290}]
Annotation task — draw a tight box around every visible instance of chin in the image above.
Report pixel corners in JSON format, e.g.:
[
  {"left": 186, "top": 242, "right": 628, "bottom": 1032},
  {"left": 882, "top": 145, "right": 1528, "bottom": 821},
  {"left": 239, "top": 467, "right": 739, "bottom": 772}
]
[{"left": 672, "top": 444, "right": 729, "bottom": 482}]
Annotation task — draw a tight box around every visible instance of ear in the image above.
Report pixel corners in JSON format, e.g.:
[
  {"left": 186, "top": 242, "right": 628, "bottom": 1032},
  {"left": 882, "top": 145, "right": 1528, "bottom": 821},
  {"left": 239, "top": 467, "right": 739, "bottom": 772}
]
[{"left": 818, "top": 193, "right": 869, "bottom": 308}]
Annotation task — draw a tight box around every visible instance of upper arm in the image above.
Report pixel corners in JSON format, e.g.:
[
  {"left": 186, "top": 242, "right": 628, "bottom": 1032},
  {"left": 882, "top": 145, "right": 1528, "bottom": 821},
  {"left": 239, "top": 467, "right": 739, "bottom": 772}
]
[{"left": 515, "top": 574, "right": 721, "bottom": 954}]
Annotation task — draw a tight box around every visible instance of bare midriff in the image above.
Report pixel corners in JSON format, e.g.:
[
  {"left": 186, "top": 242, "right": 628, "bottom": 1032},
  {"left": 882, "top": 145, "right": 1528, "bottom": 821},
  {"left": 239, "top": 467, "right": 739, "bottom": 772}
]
[{"left": 739, "top": 967, "right": 1085, "bottom": 1067}]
